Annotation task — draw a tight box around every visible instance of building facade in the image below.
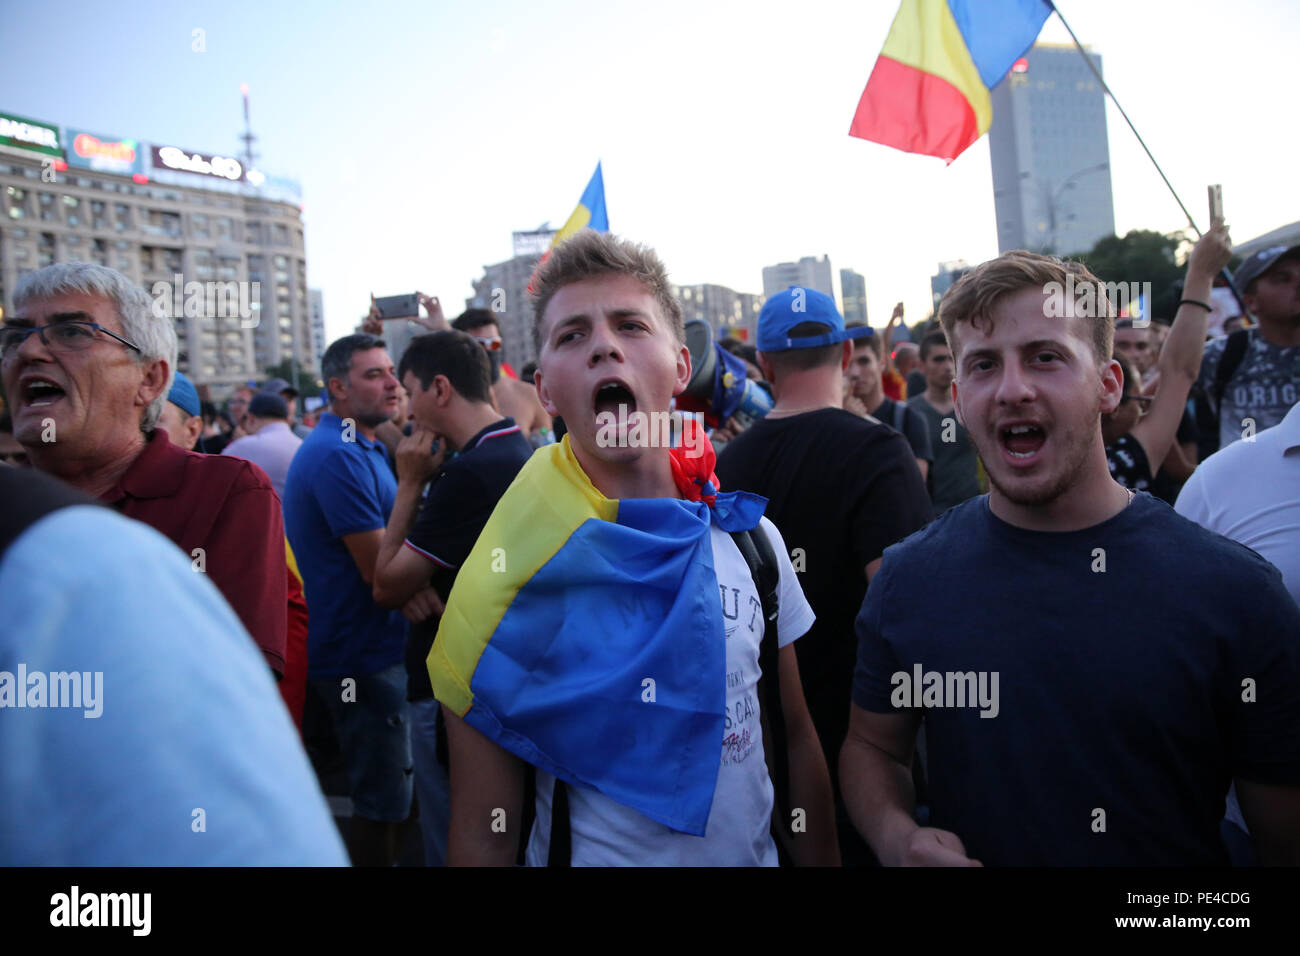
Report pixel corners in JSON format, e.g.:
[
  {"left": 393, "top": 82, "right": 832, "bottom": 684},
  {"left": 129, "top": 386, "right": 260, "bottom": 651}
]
[
  {"left": 0, "top": 108, "right": 311, "bottom": 398},
  {"left": 840, "top": 268, "right": 868, "bottom": 325},
  {"left": 467, "top": 253, "right": 542, "bottom": 372},
  {"left": 674, "top": 283, "right": 764, "bottom": 341},
  {"left": 308, "top": 288, "right": 325, "bottom": 369},
  {"left": 988, "top": 44, "right": 1116, "bottom": 256},
  {"left": 761, "top": 255, "right": 834, "bottom": 302},
  {"left": 930, "top": 259, "right": 970, "bottom": 311}
]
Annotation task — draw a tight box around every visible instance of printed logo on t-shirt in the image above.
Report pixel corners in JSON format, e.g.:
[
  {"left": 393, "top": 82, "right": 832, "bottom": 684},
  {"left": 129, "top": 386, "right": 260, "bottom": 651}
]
[{"left": 717, "top": 567, "right": 764, "bottom": 767}]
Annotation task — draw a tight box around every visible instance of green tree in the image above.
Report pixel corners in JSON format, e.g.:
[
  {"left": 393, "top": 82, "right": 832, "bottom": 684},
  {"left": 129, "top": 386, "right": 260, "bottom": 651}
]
[
  {"left": 1065, "top": 229, "right": 1189, "bottom": 321},
  {"left": 264, "top": 359, "right": 321, "bottom": 399}
]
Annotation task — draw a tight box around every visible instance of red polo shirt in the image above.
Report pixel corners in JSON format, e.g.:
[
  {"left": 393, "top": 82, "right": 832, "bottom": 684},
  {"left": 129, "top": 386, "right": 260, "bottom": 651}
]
[{"left": 101, "top": 429, "right": 288, "bottom": 674}]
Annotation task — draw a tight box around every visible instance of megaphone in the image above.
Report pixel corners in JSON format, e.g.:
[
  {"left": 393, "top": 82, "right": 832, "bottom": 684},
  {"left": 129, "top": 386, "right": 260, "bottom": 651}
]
[{"left": 677, "top": 319, "right": 773, "bottom": 426}]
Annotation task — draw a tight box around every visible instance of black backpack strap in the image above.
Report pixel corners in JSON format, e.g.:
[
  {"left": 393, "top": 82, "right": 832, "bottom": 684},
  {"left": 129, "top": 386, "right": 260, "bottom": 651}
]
[
  {"left": 547, "top": 778, "right": 571, "bottom": 867},
  {"left": 730, "top": 524, "right": 793, "bottom": 863},
  {"left": 0, "top": 468, "right": 101, "bottom": 562},
  {"left": 892, "top": 399, "right": 907, "bottom": 434},
  {"left": 537, "top": 524, "right": 787, "bottom": 868},
  {"left": 527, "top": 765, "right": 570, "bottom": 867},
  {"left": 1193, "top": 328, "right": 1251, "bottom": 460},
  {"left": 1212, "top": 328, "right": 1251, "bottom": 412}
]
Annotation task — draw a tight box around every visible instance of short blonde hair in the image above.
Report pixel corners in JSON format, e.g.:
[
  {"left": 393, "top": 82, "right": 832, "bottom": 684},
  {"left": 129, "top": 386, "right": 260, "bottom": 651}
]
[
  {"left": 938, "top": 250, "right": 1114, "bottom": 367},
  {"left": 529, "top": 230, "right": 683, "bottom": 353}
]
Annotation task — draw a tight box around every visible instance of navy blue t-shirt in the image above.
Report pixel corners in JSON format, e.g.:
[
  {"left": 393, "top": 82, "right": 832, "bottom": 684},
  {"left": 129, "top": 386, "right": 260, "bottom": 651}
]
[
  {"left": 283, "top": 412, "right": 406, "bottom": 680},
  {"left": 852, "top": 493, "right": 1300, "bottom": 866},
  {"left": 404, "top": 418, "right": 533, "bottom": 700}
]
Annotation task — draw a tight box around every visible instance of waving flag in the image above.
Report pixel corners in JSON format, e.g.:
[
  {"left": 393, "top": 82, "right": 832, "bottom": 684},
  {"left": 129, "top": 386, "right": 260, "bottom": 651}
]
[
  {"left": 551, "top": 162, "right": 608, "bottom": 246},
  {"left": 428, "top": 429, "right": 765, "bottom": 835},
  {"left": 528, "top": 163, "right": 609, "bottom": 293},
  {"left": 849, "top": 0, "right": 1052, "bottom": 162}
]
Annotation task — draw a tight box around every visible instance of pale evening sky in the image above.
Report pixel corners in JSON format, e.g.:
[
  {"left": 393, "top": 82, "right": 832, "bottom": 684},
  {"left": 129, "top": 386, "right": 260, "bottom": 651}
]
[{"left": 2, "top": 0, "right": 1295, "bottom": 346}]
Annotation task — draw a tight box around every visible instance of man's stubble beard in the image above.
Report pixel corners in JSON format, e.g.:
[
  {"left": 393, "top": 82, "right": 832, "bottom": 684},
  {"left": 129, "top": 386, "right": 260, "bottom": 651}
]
[{"left": 982, "top": 397, "right": 1102, "bottom": 508}]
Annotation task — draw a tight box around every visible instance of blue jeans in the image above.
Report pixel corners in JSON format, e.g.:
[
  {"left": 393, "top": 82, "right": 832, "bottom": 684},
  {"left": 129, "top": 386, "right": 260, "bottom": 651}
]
[
  {"left": 311, "top": 664, "right": 413, "bottom": 822},
  {"left": 410, "top": 697, "right": 451, "bottom": 866}
]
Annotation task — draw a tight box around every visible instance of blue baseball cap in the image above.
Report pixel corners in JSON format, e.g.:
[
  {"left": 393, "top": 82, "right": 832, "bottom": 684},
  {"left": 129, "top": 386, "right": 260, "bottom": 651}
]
[
  {"left": 757, "top": 286, "right": 874, "bottom": 352},
  {"left": 167, "top": 371, "right": 201, "bottom": 418}
]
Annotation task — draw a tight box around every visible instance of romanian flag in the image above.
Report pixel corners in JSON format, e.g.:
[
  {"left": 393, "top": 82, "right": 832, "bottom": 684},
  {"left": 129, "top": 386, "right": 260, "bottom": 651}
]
[
  {"left": 849, "top": 0, "right": 1052, "bottom": 162},
  {"left": 428, "top": 432, "right": 766, "bottom": 835}
]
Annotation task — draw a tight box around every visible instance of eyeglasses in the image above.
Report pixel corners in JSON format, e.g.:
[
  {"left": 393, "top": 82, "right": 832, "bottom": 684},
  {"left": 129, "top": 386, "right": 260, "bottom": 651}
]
[
  {"left": 1120, "top": 394, "right": 1154, "bottom": 407},
  {"left": 0, "top": 321, "right": 142, "bottom": 360},
  {"left": 474, "top": 336, "right": 502, "bottom": 352}
]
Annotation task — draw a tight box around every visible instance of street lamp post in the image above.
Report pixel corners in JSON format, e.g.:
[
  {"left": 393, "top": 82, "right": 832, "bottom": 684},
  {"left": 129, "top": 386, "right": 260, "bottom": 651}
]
[{"left": 1042, "top": 162, "right": 1109, "bottom": 254}]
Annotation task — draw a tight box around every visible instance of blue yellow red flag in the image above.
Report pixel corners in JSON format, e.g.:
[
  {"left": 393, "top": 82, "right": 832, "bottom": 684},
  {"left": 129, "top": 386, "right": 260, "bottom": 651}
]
[{"left": 849, "top": 0, "right": 1052, "bottom": 161}]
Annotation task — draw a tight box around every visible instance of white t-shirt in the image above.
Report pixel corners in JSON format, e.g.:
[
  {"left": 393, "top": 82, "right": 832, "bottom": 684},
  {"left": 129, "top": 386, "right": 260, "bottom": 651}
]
[
  {"left": 525, "top": 516, "right": 815, "bottom": 866},
  {"left": 1175, "top": 400, "right": 1300, "bottom": 608}
]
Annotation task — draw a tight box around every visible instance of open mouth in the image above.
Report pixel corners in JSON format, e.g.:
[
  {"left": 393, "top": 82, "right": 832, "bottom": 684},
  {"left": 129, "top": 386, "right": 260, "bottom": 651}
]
[
  {"left": 593, "top": 380, "right": 637, "bottom": 417},
  {"left": 999, "top": 422, "right": 1046, "bottom": 463},
  {"left": 23, "top": 379, "right": 66, "bottom": 409}
]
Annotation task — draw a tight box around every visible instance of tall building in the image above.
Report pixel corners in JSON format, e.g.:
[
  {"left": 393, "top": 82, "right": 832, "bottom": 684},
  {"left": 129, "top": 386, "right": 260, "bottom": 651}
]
[
  {"left": 467, "top": 252, "right": 542, "bottom": 372},
  {"left": 931, "top": 260, "right": 970, "bottom": 311},
  {"left": 674, "top": 283, "right": 764, "bottom": 341},
  {"left": 761, "top": 255, "right": 834, "bottom": 302},
  {"left": 308, "top": 288, "right": 325, "bottom": 368},
  {"left": 988, "top": 44, "right": 1116, "bottom": 256},
  {"left": 0, "top": 107, "right": 311, "bottom": 397},
  {"left": 840, "top": 268, "right": 867, "bottom": 325}
]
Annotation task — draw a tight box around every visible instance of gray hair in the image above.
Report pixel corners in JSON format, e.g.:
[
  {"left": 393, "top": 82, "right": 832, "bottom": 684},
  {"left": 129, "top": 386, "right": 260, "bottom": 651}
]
[{"left": 14, "top": 262, "right": 177, "bottom": 431}]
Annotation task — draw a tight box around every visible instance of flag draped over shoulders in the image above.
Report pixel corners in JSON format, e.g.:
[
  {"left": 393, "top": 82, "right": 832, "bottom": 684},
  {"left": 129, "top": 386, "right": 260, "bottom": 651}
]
[{"left": 428, "top": 432, "right": 765, "bottom": 836}]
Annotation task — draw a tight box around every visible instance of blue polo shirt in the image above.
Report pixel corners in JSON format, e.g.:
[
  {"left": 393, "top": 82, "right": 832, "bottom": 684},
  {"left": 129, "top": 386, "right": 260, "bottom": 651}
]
[{"left": 283, "top": 412, "right": 405, "bottom": 679}]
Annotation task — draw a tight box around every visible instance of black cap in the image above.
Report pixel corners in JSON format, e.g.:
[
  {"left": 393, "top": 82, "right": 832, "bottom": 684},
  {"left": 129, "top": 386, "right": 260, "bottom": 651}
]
[
  {"left": 260, "top": 377, "right": 300, "bottom": 398},
  {"left": 247, "top": 393, "right": 290, "bottom": 419},
  {"left": 1233, "top": 244, "right": 1300, "bottom": 294}
]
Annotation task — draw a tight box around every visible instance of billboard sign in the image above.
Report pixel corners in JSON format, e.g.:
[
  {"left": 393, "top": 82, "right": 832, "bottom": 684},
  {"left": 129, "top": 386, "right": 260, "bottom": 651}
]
[
  {"left": 0, "top": 110, "right": 62, "bottom": 158},
  {"left": 150, "top": 144, "right": 244, "bottom": 182},
  {"left": 512, "top": 229, "right": 557, "bottom": 257},
  {"left": 66, "top": 128, "right": 143, "bottom": 176}
]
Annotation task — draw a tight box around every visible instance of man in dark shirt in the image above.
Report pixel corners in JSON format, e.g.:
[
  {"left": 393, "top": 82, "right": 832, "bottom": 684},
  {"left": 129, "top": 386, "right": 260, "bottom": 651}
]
[
  {"left": 2, "top": 262, "right": 287, "bottom": 674},
  {"left": 842, "top": 250, "right": 1300, "bottom": 866},
  {"left": 843, "top": 321, "right": 932, "bottom": 481},
  {"left": 908, "top": 331, "right": 981, "bottom": 517},
  {"left": 372, "top": 330, "right": 532, "bottom": 867},
  {"left": 716, "top": 286, "right": 932, "bottom": 865}
]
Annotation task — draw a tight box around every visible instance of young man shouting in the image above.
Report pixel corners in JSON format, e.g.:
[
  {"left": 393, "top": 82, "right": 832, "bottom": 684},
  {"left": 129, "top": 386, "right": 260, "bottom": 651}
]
[
  {"left": 429, "top": 231, "right": 837, "bottom": 866},
  {"left": 840, "top": 251, "right": 1300, "bottom": 866}
]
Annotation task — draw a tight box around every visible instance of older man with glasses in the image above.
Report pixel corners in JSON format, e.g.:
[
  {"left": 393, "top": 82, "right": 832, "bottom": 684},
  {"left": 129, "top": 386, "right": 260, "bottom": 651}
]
[{"left": 1, "top": 261, "right": 288, "bottom": 678}]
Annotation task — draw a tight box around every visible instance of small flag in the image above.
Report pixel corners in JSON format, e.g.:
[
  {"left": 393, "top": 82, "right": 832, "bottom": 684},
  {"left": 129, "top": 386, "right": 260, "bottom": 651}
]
[
  {"left": 849, "top": 0, "right": 1052, "bottom": 162},
  {"left": 528, "top": 163, "right": 609, "bottom": 294},
  {"left": 552, "top": 162, "right": 608, "bottom": 247}
]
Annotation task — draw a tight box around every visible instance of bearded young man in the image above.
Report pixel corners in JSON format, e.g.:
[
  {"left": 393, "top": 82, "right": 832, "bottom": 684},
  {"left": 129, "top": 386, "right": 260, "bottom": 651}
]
[{"left": 839, "top": 251, "right": 1300, "bottom": 866}]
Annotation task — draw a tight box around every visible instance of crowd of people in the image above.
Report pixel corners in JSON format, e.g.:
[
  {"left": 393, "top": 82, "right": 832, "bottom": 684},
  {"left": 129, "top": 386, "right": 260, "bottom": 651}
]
[{"left": 1, "top": 222, "right": 1297, "bottom": 866}]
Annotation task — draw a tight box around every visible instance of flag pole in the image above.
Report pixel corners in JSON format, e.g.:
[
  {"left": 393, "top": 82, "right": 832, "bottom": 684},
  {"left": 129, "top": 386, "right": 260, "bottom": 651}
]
[{"left": 1048, "top": 2, "right": 1244, "bottom": 310}]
